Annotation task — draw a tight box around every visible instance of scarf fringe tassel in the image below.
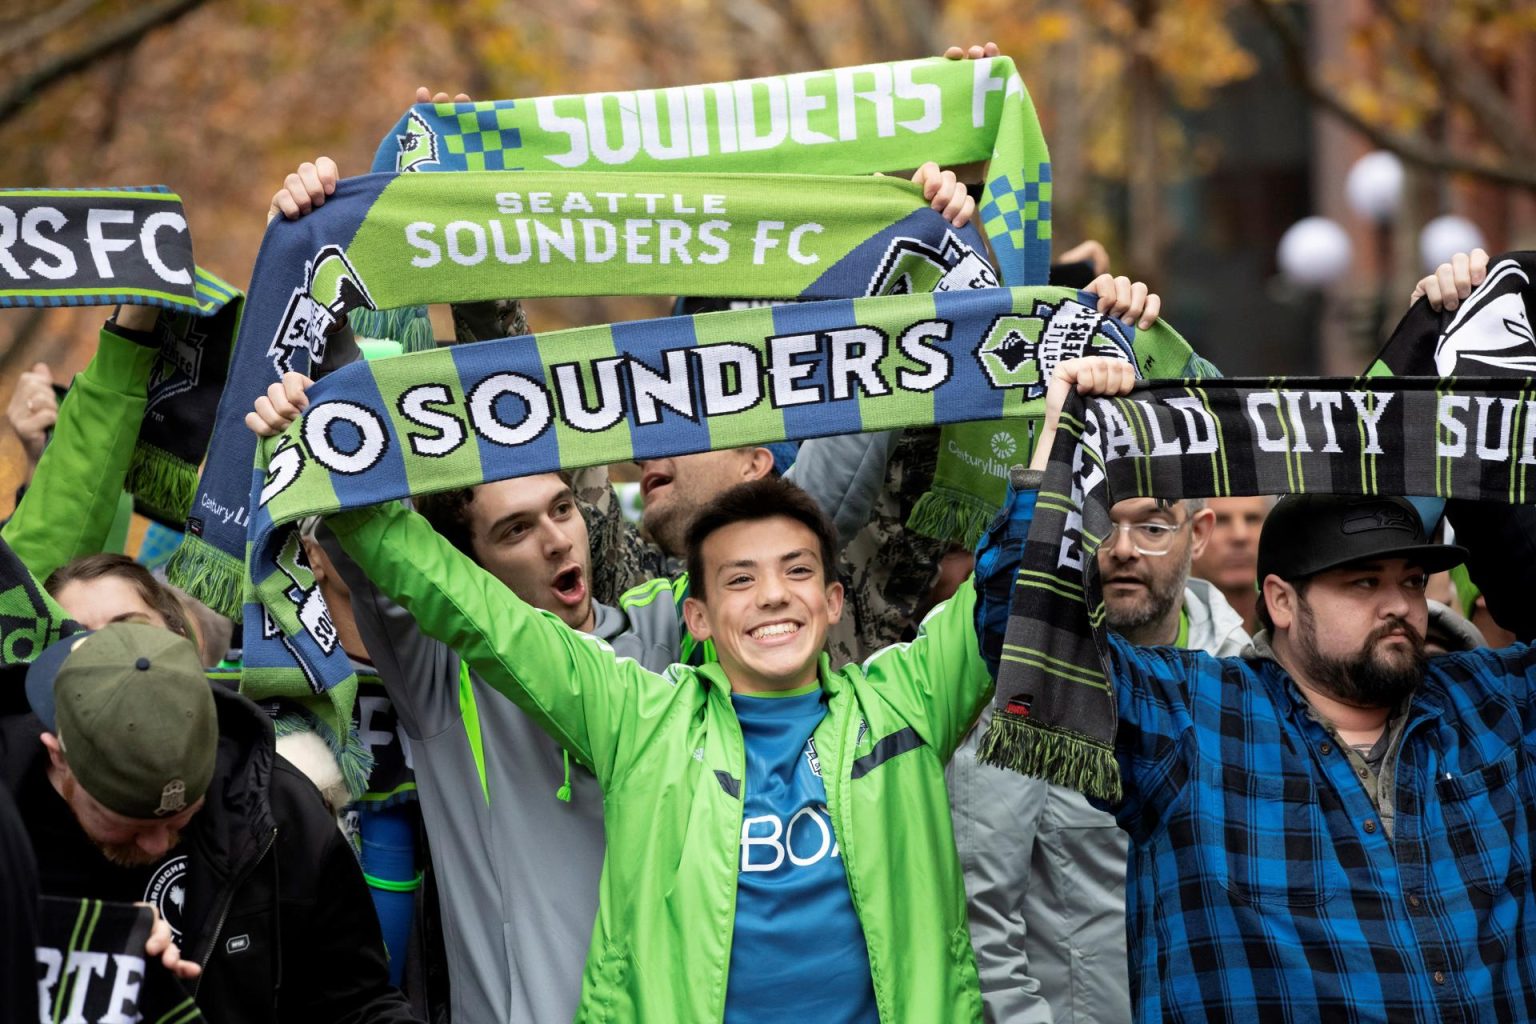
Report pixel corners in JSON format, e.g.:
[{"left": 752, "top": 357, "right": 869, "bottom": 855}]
[
  {"left": 166, "top": 534, "right": 247, "bottom": 622},
  {"left": 906, "top": 489, "right": 997, "bottom": 548},
  {"left": 271, "top": 706, "right": 375, "bottom": 803},
  {"left": 126, "top": 442, "right": 198, "bottom": 525},
  {"left": 976, "top": 715, "right": 1123, "bottom": 805}
]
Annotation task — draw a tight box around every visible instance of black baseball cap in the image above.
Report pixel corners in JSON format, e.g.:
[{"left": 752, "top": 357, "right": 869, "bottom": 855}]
[{"left": 1257, "top": 494, "right": 1467, "bottom": 584}]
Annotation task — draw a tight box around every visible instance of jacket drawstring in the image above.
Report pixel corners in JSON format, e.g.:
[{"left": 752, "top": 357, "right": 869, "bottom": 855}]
[{"left": 556, "top": 749, "right": 572, "bottom": 803}]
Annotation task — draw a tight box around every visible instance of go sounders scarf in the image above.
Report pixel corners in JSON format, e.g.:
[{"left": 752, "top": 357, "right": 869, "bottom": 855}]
[
  {"left": 245, "top": 286, "right": 1201, "bottom": 760},
  {"left": 977, "top": 375, "right": 1536, "bottom": 801},
  {"left": 371, "top": 55, "right": 1093, "bottom": 543},
  {"left": 0, "top": 187, "right": 242, "bottom": 524}
]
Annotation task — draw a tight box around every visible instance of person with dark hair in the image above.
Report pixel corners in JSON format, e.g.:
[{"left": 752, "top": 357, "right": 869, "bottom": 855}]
[
  {"left": 315, "top": 469, "right": 995, "bottom": 1021},
  {"left": 976, "top": 355, "right": 1536, "bottom": 1022},
  {"left": 1, "top": 622, "right": 419, "bottom": 1023},
  {"left": 1190, "top": 495, "right": 1272, "bottom": 631}
]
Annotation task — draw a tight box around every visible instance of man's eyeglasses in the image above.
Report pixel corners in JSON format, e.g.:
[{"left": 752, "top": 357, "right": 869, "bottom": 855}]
[{"left": 1104, "top": 519, "right": 1189, "bottom": 556}]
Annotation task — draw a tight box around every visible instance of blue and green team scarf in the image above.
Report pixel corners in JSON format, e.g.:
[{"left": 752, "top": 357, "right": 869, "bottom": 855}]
[
  {"left": 0, "top": 186, "right": 243, "bottom": 524},
  {"left": 371, "top": 56, "right": 1053, "bottom": 284},
  {"left": 371, "top": 54, "right": 1101, "bottom": 544},
  {"left": 241, "top": 277, "right": 1205, "bottom": 767}
]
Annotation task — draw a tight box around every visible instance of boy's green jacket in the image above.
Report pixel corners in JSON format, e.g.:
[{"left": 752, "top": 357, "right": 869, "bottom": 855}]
[{"left": 330, "top": 500, "right": 991, "bottom": 1023}]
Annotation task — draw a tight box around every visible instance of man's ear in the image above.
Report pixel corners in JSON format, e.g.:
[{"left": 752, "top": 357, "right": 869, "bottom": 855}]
[
  {"left": 40, "top": 732, "right": 66, "bottom": 770},
  {"left": 1188, "top": 507, "right": 1216, "bottom": 560},
  {"left": 299, "top": 535, "right": 330, "bottom": 587},
  {"left": 682, "top": 595, "right": 712, "bottom": 641},
  {"left": 743, "top": 446, "right": 775, "bottom": 482},
  {"left": 1262, "top": 575, "right": 1298, "bottom": 631},
  {"left": 824, "top": 580, "right": 845, "bottom": 626}
]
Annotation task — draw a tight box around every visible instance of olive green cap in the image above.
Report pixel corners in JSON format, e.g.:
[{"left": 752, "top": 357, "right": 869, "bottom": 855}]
[{"left": 34, "top": 623, "right": 216, "bottom": 819}]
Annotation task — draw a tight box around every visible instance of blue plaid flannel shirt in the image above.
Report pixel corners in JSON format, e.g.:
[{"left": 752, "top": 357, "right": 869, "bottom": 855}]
[{"left": 976, "top": 476, "right": 1536, "bottom": 1022}]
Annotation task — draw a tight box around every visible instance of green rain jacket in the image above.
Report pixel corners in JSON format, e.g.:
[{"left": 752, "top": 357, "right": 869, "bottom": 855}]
[
  {"left": 331, "top": 499, "right": 990, "bottom": 1023},
  {"left": 3, "top": 327, "right": 155, "bottom": 581}
]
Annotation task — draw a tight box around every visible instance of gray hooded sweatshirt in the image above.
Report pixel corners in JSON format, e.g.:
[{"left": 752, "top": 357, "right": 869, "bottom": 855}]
[
  {"left": 947, "top": 577, "right": 1248, "bottom": 1024},
  {"left": 327, "top": 540, "right": 680, "bottom": 1024}
]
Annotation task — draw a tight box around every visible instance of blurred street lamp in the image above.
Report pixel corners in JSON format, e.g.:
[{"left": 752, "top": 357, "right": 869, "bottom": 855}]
[
  {"left": 1277, "top": 216, "right": 1353, "bottom": 286},
  {"left": 1419, "top": 215, "right": 1487, "bottom": 273},
  {"left": 1344, "top": 151, "right": 1405, "bottom": 221},
  {"left": 1345, "top": 151, "right": 1405, "bottom": 344}
]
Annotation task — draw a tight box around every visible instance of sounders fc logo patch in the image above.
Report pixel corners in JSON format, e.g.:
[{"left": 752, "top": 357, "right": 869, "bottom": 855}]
[
  {"left": 396, "top": 111, "right": 440, "bottom": 173},
  {"left": 975, "top": 297, "right": 1136, "bottom": 399}
]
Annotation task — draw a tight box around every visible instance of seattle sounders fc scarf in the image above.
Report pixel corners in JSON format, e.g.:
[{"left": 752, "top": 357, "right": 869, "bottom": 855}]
[
  {"left": 243, "top": 285, "right": 1200, "bottom": 755},
  {"left": 372, "top": 56, "right": 1052, "bottom": 284},
  {"left": 169, "top": 169, "right": 993, "bottom": 618},
  {"left": 372, "top": 55, "right": 1080, "bottom": 543},
  {"left": 977, "top": 375, "right": 1536, "bottom": 801},
  {"left": 0, "top": 187, "right": 243, "bottom": 524}
]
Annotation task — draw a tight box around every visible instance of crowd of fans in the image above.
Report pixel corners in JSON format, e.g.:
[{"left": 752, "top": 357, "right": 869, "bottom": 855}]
[{"left": 1, "top": 41, "right": 1532, "bottom": 1024}]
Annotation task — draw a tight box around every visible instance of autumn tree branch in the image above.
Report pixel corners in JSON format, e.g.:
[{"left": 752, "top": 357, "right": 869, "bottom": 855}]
[
  {"left": 1379, "top": 0, "right": 1536, "bottom": 162},
  {"left": 1248, "top": 0, "right": 1536, "bottom": 192},
  {"left": 0, "top": 0, "right": 209, "bottom": 124}
]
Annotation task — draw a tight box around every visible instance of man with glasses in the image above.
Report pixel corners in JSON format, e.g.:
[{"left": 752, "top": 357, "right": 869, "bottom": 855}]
[{"left": 948, "top": 473, "right": 1247, "bottom": 1022}]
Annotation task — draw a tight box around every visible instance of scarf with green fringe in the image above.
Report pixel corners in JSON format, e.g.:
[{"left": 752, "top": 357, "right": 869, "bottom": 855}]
[
  {"left": 370, "top": 54, "right": 1081, "bottom": 543},
  {"left": 128, "top": 267, "right": 243, "bottom": 524},
  {"left": 244, "top": 285, "right": 1201, "bottom": 778},
  {"left": 976, "top": 376, "right": 1536, "bottom": 801},
  {"left": 0, "top": 186, "right": 243, "bottom": 525}
]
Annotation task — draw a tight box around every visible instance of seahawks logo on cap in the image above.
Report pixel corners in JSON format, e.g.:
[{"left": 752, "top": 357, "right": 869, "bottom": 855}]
[{"left": 1342, "top": 503, "right": 1418, "bottom": 535}]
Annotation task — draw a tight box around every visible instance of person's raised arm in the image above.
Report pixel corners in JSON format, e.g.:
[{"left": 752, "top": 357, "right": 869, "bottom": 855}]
[
  {"left": 2, "top": 305, "right": 159, "bottom": 580},
  {"left": 248, "top": 374, "right": 675, "bottom": 786}
]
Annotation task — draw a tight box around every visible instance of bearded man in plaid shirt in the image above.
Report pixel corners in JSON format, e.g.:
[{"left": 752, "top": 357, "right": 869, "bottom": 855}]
[{"left": 976, "top": 357, "right": 1536, "bottom": 1023}]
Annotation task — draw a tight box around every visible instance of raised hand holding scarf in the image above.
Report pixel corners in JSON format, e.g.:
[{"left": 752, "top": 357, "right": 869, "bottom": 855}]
[{"left": 0, "top": 187, "right": 242, "bottom": 523}]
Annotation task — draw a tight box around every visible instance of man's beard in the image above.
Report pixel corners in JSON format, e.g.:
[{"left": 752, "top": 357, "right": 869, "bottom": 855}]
[
  {"left": 61, "top": 776, "right": 183, "bottom": 867},
  {"left": 94, "top": 833, "right": 182, "bottom": 868},
  {"left": 1103, "top": 550, "right": 1190, "bottom": 643},
  {"left": 1293, "top": 600, "right": 1426, "bottom": 708},
  {"left": 640, "top": 503, "right": 688, "bottom": 559}
]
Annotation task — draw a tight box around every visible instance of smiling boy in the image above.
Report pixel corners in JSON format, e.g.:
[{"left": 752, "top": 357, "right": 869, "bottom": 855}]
[{"left": 323, "top": 475, "right": 993, "bottom": 1022}]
